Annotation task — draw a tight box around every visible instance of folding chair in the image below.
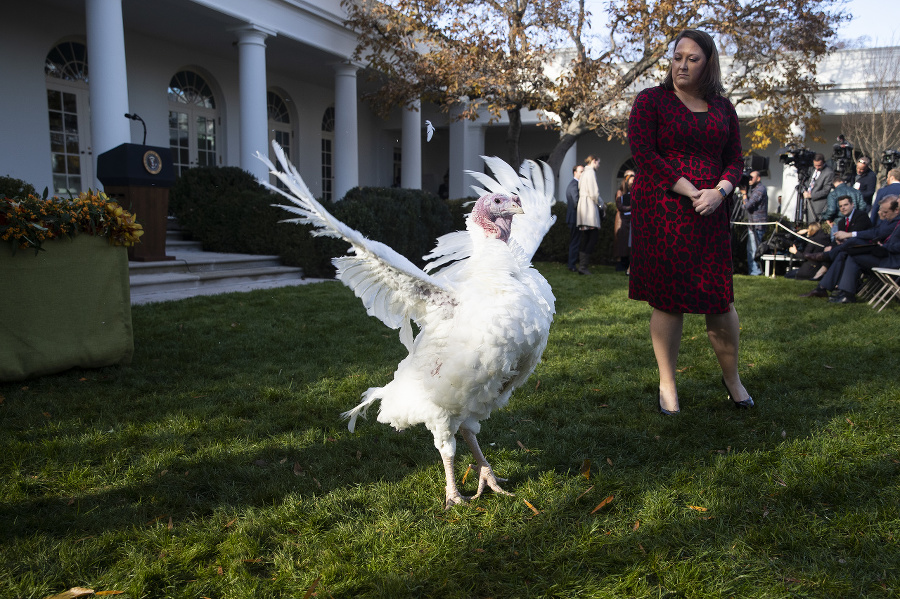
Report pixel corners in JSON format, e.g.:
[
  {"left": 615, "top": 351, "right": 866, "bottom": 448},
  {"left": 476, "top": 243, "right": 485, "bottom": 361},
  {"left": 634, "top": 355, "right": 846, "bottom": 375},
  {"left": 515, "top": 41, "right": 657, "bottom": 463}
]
[{"left": 869, "top": 268, "right": 900, "bottom": 312}]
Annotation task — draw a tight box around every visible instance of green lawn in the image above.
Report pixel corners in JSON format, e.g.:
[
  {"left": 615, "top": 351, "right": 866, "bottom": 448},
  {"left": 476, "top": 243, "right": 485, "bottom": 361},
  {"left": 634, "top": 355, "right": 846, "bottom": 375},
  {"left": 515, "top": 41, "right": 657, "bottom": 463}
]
[{"left": 1, "top": 264, "right": 897, "bottom": 598}]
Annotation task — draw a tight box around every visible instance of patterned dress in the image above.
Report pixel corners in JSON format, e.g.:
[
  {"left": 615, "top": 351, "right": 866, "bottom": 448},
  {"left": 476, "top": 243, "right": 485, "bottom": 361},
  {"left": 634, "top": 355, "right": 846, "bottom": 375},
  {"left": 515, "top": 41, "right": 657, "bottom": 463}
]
[{"left": 627, "top": 85, "right": 744, "bottom": 314}]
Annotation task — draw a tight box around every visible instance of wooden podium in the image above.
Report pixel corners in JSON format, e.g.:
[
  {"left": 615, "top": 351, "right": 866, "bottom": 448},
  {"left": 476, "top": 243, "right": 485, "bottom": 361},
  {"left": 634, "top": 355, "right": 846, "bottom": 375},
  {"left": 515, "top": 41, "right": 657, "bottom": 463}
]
[{"left": 97, "top": 143, "right": 176, "bottom": 262}]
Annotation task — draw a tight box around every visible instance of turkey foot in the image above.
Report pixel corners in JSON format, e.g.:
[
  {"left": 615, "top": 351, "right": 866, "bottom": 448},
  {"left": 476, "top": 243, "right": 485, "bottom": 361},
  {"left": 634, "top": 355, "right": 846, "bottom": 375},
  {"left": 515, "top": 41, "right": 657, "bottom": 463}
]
[{"left": 461, "top": 428, "right": 513, "bottom": 499}]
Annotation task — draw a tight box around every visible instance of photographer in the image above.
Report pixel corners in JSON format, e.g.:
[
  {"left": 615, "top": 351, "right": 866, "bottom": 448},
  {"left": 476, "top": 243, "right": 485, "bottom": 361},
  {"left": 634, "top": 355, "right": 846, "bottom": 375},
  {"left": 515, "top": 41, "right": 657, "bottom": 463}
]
[
  {"left": 870, "top": 168, "right": 900, "bottom": 225},
  {"left": 803, "top": 153, "right": 834, "bottom": 221},
  {"left": 742, "top": 170, "right": 768, "bottom": 276},
  {"left": 854, "top": 156, "right": 877, "bottom": 206}
]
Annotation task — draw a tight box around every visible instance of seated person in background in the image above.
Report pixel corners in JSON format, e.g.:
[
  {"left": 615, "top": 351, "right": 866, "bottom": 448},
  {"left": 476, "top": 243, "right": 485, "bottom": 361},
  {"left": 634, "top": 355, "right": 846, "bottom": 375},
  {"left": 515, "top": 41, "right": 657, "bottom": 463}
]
[
  {"left": 800, "top": 196, "right": 900, "bottom": 299},
  {"left": 821, "top": 175, "right": 866, "bottom": 223},
  {"left": 854, "top": 156, "right": 877, "bottom": 207},
  {"left": 805, "top": 196, "right": 873, "bottom": 263},
  {"left": 786, "top": 221, "right": 831, "bottom": 280},
  {"left": 870, "top": 168, "right": 900, "bottom": 226}
]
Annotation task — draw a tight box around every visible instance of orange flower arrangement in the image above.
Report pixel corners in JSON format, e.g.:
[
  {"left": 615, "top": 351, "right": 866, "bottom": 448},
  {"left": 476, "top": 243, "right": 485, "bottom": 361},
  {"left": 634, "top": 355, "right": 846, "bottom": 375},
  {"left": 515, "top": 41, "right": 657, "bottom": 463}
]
[{"left": 1, "top": 191, "right": 143, "bottom": 255}]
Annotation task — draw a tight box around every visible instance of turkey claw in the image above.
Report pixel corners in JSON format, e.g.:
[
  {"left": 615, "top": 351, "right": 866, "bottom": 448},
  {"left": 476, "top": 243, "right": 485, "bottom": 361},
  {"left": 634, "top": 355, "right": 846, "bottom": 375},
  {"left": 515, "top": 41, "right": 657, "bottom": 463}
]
[
  {"left": 471, "top": 465, "right": 513, "bottom": 499},
  {"left": 444, "top": 491, "right": 469, "bottom": 510}
]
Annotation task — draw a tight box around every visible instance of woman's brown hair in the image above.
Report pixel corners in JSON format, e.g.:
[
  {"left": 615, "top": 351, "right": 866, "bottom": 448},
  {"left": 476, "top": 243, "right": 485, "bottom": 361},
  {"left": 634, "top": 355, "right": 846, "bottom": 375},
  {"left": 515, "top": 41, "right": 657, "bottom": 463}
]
[{"left": 661, "top": 29, "right": 725, "bottom": 99}]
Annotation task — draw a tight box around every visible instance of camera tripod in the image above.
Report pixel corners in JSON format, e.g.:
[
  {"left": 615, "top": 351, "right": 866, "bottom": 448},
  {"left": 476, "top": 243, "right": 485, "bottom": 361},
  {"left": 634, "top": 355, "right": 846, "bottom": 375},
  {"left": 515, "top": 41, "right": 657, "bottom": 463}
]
[{"left": 793, "top": 166, "right": 816, "bottom": 224}]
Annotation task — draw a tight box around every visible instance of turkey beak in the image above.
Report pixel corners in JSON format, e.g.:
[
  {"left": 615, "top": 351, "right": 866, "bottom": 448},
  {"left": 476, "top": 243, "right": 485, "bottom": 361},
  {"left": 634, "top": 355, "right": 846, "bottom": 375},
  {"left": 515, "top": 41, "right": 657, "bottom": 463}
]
[{"left": 505, "top": 199, "right": 524, "bottom": 216}]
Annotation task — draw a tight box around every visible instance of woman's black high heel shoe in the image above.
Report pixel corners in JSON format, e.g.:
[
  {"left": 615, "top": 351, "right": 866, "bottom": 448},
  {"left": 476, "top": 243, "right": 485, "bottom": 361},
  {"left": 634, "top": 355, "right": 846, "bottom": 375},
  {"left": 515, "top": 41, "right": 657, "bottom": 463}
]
[
  {"left": 658, "top": 390, "right": 680, "bottom": 415},
  {"left": 721, "top": 377, "right": 754, "bottom": 409}
]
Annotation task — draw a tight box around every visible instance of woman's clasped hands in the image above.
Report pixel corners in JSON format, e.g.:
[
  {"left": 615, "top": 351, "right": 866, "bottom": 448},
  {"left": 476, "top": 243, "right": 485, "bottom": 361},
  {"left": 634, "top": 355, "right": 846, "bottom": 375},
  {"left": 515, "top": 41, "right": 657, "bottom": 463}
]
[{"left": 691, "top": 188, "right": 724, "bottom": 216}]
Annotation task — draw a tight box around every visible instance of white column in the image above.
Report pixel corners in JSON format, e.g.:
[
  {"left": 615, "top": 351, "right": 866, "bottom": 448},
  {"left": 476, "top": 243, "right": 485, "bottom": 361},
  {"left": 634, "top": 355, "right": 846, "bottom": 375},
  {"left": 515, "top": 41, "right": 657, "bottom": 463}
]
[
  {"left": 448, "top": 101, "right": 485, "bottom": 199},
  {"left": 558, "top": 142, "right": 577, "bottom": 202},
  {"left": 401, "top": 100, "right": 422, "bottom": 189},
  {"left": 234, "top": 25, "right": 275, "bottom": 183},
  {"left": 85, "top": 0, "right": 131, "bottom": 186},
  {"left": 333, "top": 63, "right": 359, "bottom": 200}
]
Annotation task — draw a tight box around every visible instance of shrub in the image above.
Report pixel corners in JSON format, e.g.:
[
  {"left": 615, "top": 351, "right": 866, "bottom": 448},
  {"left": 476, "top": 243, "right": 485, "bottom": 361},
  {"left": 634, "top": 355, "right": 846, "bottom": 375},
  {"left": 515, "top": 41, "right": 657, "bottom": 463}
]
[
  {"left": 335, "top": 187, "right": 455, "bottom": 267},
  {"left": 0, "top": 175, "right": 38, "bottom": 200}
]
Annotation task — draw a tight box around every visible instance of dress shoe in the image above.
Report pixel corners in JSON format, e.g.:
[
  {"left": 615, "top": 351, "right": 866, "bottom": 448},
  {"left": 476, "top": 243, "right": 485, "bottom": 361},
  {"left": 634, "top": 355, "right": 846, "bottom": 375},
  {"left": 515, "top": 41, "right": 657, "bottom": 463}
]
[
  {"left": 799, "top": 287, "right": 828, "bottom": 298},
  {"left": 828, "top": 290, "right": 856, "bottom": 304},
  {"left": 721, "top": 377, "right": 755, "bottom": 409},
  {"left": 658, "top": 391, "right": 680, "bottom": 415}
]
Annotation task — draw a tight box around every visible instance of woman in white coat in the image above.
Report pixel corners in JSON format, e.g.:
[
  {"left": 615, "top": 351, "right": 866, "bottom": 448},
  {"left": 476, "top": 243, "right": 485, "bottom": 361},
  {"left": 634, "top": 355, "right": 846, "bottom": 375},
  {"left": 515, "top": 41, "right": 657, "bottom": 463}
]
[{"left": 576, "top": 155, "right": 604, "bottom": 274}]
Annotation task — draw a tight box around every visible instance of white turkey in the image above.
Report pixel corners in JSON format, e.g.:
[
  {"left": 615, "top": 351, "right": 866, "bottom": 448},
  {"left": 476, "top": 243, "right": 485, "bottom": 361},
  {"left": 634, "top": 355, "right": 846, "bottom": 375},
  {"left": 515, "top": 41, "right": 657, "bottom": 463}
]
[{"left": 258, "top": 143, "right": 556, "bottom": 508}]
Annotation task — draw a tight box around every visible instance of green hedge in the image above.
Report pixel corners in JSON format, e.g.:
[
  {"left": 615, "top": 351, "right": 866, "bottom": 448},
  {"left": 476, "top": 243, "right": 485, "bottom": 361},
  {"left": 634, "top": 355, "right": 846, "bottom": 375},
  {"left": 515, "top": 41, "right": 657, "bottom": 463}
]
[
  {"left": 0, "top": 175, "right": 38, "bottom": 200},
  {"left": 168, "top": 168, "right": 620, "bottom": 277}
]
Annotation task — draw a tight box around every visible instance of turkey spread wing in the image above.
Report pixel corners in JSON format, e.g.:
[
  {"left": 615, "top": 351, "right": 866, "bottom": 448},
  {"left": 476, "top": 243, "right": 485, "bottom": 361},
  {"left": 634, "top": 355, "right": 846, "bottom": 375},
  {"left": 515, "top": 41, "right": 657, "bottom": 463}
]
[{"left": 258, "top": 143, "right": 456, "bottom": 351}]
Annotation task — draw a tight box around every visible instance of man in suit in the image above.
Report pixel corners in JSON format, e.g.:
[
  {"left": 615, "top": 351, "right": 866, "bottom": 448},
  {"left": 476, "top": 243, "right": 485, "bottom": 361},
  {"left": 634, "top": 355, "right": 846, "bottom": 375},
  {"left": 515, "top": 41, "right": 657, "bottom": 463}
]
[
  {"left": 821, "top": 175, "right": 866, "bottom": 222},
  {"left": 854, "top": 156, "right": 877, "bottom": 207},
  {"left": 870, "top": 168, "right": 900, "bottom": 225},
  {"left": 803, "top": 153, "right": 834, "bottom": 223},
  {"left": 801, "top": 196, "right": 899, "bottom": 300},
  {"left": 827, "top": 197, "right": 900, "bottom": 303},
  {"left": 566, "top": 163, "right": 585, "bottom": 272}
]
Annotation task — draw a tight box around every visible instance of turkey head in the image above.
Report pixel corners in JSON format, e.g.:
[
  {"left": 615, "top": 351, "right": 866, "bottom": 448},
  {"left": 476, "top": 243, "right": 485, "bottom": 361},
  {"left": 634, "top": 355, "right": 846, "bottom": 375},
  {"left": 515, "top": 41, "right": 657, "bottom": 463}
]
[{"left": 471, "top": 193, "right": 524, "bottom": 242}]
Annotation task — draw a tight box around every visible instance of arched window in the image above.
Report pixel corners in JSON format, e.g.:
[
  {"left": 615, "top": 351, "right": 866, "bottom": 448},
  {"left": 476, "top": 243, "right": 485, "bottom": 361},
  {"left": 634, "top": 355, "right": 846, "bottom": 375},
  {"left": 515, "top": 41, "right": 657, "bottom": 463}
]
[
  {"left": 168, "top": 70, "right": 219, "bottom": 176},
  {"left": 616, "top": 158, "right": 636, "bottom": 179},
  {"left": 321, "top": 107, "right": 335, "bottom": 201},
  {"left": 267, "top": 90, "right": 293, "bottom": 190},
  {"left": 45, "top": 40, "right": 91, "bottom": 195}
]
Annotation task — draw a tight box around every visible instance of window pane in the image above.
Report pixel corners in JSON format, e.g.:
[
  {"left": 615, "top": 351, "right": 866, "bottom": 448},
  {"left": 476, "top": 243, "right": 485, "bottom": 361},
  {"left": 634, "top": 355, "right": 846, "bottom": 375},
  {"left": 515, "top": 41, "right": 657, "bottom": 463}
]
[
  {"left": 62, "top": 92, "right": 77, "bottom": 114},
  {"left": 47, "top": 89, "right": 61, "bottom": 111}
]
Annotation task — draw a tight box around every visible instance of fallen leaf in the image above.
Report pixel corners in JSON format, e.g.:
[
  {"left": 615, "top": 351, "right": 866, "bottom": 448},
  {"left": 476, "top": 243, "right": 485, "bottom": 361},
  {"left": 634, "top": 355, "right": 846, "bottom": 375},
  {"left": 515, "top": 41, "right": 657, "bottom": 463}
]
[
  {"left": 633, "top": 520, "right": 640, "bottom": 531},
  {"left": 356, "top": 450, "right": 362, "bottom": 460},
  {"left": 253, "top": 459, "right": 268, "bottom": 467},
  {"left": 96, "top": 592, "right": 125, "bottom": 596},
  {"left": 462, "top": 464, "right": 473, "bottom": 485},
  {"left": 782, "top": 430, "right": 787, "bottom": 438},
  {"left": 824, "top": 364, "right": 834, "bottom": 369},
  {"left": 638, "top": 543, "right": 646, "bottom": 554},
  {"left": 580, "top": 459, "right": 591, "bottom": 479},
  {"left": 523, "top": 499, "right": 540, "bottom": 515},
  {"left": 79, "top": 378, "right": 88, "bottom": 382},
  {"left": 534, "top": 379, "right": 541, "bottom": 390},
  {"left": 43, "top": 588, "right": 94, "bottom": 599},
  {"left": 293, "top": 462, "right": 304, "bottom": 476},
  {"left": 606, "top": 457, "right": 613, "bottom": 467},
  {"left": 280, "top": 457, "right": 287, "bottom": 464},
  {"left": 242, "top": 558, "right": 263, "bottom": 563},
  {"left": 575, "top": 485, "right": 594, "bottom": 501},
  {"left": 225, "top": 518, "right": 237, "bottom": 528},
  {"left": 774, "top": 477, "right": 787, "bottom": 487},
  {"left": 846, "top": 418, "right": 854, "bottom": 426},
  {"left": 146, "top": 514, "right": 168, "bottom": 526},
  {"left": 590, "top": 496, "right": 614, "bottom": 514},
  {"left": 43, "top": 412, "right": 52, "bottom": 418},
  {"left": 313, "top": 477, "right": 321, "bottom": 488},
  {"left": 217, "top": 566, "right": 223, "bottom": 575},
  {"left": 473, "top": 548, "right": 485, "bottom": 553},
  {"left": 167, "top": 516, "right": 173, "bottom": 530},
  {"left": 516, "top": 440, "right": 529, "bottom": 452},
  {"left": 599, "top": 404, "right": 609, "bottom": 408},
  {"left": 303, "top": 577, "right": 320, "bottom": 599},
  {"left": 688, "top": 505, "right": 708, "bottom": 512}
]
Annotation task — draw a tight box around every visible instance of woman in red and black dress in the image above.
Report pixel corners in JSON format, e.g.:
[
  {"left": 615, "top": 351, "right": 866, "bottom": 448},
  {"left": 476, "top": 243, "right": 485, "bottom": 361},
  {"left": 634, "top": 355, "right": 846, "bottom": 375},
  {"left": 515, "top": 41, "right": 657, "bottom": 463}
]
[{"left": 628, "top": 29, "right": 755, "bottom": 414}]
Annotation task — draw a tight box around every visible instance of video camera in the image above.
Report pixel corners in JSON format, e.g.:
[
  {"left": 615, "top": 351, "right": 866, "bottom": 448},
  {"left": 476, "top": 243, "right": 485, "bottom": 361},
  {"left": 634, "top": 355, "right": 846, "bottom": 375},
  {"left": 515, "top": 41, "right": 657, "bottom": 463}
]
[
  {"left": 832, "top": 135, "right": 855, "bottom": 180},
  {"left": 777, "top": 144, "right": 816, "bottom": 169},
  {"left": 882, "top": 149, "right": 900, "bottom": 170}
]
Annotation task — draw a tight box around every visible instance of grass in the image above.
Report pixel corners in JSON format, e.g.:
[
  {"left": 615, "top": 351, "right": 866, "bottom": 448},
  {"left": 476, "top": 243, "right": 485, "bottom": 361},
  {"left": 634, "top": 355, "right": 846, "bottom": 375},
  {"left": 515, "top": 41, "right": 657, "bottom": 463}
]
[{"left": 1, "top": 264, "right": 898, "bottom": 598}]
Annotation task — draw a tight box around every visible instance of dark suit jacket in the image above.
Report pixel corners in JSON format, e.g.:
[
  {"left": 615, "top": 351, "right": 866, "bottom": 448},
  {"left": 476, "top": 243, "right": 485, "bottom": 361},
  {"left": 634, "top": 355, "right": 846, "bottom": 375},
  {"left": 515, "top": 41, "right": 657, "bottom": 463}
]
[
  {"left": 807, "top": 166, "right": 834, "bottom": 203},
  {"left": 870, "top": 182, "right": 900, "bottom": 224},
  {"left": 565, "top": 178, "right": 579, "bottom": 225},
  {"left": 835, "top": 209, "right": 872, "bottom": 235},
  {"left": 855, "top": 169, "right": 877, "bottom": 203},
  {"left": 876, "top": 215, "right": 900, "bottom": 268}
]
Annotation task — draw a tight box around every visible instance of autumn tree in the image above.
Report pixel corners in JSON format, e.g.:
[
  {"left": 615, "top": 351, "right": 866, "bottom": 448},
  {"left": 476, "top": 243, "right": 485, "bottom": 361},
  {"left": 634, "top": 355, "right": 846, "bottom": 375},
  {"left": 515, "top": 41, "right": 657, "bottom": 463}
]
[
  {"left": 839, "top": 46, "right": 900, "bottom": 184},
  {"left": 343, "top": 0, "right": 848, "bottom": 177}
]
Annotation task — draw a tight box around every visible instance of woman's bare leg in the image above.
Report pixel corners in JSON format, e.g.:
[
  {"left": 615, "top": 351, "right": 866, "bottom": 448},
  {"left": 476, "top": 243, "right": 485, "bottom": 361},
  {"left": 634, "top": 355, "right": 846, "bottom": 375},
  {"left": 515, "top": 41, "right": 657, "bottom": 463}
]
[
  {"left": 650, "top": 308, "right": 683, "bottom": 411},
  {"left": 705, "top": 303, "right": 750, "bottom": 402}
]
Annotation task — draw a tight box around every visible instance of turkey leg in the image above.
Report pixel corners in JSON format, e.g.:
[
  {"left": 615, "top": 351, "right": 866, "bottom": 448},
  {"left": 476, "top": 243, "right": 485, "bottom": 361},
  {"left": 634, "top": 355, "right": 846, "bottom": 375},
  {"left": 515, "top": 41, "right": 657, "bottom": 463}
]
[
  {"left": 460, "top": 427, "right": 513, "bottom": 499},
  {"left": 441, "top": 453, "right": 467, "bottom": 509}
]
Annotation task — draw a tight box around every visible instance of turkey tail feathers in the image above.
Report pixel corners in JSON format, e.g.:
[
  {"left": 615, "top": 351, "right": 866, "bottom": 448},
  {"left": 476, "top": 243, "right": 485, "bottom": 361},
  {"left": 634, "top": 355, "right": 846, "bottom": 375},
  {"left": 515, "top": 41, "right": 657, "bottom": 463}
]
[{"left": 341, "top": 388, "right": 382, "bottom": 433}]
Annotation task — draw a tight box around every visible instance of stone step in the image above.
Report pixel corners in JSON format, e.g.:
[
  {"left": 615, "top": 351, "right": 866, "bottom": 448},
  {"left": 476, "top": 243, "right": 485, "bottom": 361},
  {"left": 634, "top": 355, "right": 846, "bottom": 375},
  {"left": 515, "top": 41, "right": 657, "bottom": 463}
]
[
  {"left": 130, "top": 264, "right": 305, "bottom": 293},
  {"left": 129, "top": 252, "right": 285, "bottom": 275}
]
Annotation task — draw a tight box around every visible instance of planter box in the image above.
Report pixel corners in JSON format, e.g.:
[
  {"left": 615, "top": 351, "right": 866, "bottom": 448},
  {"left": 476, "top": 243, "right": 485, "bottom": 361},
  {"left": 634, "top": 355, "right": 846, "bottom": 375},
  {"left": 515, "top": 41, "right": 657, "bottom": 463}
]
[{"left": 0, "top": 235, "right": 134, "bottom": 382}]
